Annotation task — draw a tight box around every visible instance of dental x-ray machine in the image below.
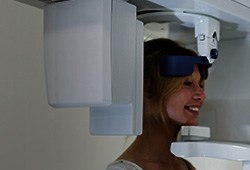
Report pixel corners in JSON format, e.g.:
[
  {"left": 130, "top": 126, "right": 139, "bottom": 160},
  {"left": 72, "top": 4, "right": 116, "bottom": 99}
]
[
  {"left": 13, "top": 0, "right": 220, "bottom": 135},
  {"left": 130, "top": 0, "right": 250, "bottom": 169},
  {"left": 15, "top": 0, "right": 250, "bottom": 169}
]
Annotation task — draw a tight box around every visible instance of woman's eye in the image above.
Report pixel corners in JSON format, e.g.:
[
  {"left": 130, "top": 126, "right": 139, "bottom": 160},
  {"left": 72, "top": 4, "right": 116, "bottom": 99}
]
[
  {"left": 199, "top": 84, "right": 204, "bottom": 89},
  {"left": 184, "top": 80, "right": 192, "bottom": 87}
]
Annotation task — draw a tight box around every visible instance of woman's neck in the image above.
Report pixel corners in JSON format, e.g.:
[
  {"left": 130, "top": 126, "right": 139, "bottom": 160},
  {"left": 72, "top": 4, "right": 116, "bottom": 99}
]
[
  {"left": 120, "top": 121, "right": 181, "bottom": 164},
  {"left": 116, "top": 121, "right": 194, "bottom": 170}
]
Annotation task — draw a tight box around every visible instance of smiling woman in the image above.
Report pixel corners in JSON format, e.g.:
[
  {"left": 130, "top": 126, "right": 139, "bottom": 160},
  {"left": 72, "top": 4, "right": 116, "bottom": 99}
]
[{"left": 106, "top": 38, "right": 211, "bottom": 170}]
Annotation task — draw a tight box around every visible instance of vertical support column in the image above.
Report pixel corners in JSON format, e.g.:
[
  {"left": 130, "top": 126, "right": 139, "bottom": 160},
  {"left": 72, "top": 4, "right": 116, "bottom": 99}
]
[{"left": 90, "top": 0, "right": 144, "bottom": 135}]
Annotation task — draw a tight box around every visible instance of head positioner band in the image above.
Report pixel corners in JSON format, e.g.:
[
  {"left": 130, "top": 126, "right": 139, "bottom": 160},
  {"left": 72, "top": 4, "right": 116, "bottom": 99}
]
[{"left": 159, "top": 56, "right": 212, "bottom": 80}]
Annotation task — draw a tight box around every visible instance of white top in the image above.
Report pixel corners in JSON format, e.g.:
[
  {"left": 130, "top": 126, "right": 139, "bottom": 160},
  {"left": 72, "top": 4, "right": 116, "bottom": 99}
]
[{"left": 106, "top": 160, "right": 143, "bottom": 170}]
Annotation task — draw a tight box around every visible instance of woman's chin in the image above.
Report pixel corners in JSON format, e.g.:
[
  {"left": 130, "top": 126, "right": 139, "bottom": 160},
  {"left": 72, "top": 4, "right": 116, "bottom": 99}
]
[{"left": 185, "top": 119, "right": 199, "bottom": 126}]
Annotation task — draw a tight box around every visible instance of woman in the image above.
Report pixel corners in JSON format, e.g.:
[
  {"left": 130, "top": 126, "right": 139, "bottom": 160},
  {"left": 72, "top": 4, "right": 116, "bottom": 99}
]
[{"left": 107, "top": 38, "right": 211, "bottom": 170}]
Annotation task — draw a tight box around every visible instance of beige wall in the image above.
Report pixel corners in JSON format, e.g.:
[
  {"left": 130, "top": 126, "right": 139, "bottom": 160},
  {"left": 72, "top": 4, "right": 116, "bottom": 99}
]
[{"left": 0, "top": 1, "right": 125, "bottom": 169}]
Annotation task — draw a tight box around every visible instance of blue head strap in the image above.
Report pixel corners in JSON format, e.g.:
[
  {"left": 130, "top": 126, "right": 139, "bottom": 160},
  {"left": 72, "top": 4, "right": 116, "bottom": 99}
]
[{"left": 159, "top": 56, "right": 212, "bottom": 80}]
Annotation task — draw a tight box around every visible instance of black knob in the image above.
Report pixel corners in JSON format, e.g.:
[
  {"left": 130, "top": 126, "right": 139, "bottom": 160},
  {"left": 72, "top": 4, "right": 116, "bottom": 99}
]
[{"left": 210, "top": 49, "right": 218, "bottom": 59}]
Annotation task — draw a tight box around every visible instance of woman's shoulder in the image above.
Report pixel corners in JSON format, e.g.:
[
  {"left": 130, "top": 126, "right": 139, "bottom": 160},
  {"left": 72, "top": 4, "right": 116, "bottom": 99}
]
[
  {"left": 106, "top": 160, "right": 143, "bottom": 170},
  {"left": 182, "top": 158, "right": 196, "bottom": 170}
]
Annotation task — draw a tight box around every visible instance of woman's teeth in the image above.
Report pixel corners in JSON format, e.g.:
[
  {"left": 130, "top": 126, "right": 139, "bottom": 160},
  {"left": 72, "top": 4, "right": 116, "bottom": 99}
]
[{"left": 186, "top": 106, "right": 199, "bottom": 112}]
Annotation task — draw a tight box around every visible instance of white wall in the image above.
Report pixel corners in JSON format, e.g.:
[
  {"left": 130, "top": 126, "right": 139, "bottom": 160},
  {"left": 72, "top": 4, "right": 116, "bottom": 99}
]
[{"left": 0, "top": 0, "right": 125, "bottom": 169}]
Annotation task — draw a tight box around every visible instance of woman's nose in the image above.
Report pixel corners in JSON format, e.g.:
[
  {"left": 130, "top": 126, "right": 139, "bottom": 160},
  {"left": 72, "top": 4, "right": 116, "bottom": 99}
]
[{"left": 193, "top": 86, "right": 206, "bottom": 101}]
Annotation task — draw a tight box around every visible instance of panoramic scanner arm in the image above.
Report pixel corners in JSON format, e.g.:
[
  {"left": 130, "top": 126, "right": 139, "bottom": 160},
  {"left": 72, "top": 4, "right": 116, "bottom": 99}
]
[{"left": 195, "top": 16, "right": 220, "bottom": 64}]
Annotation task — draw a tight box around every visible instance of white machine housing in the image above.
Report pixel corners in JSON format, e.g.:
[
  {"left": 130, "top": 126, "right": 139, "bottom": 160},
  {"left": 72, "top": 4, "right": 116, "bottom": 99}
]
[
  {"left": 194, "top": 15, "right": 220, "bottom": 63},
  {"left": 44, "top": 0, "right": 143, "bottom": 135}
]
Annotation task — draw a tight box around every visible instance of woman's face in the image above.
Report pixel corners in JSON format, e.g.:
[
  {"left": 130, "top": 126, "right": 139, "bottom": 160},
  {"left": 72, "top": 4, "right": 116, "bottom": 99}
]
[{"left": 165, "top": 65, "right": 206, "bottom": 126}]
